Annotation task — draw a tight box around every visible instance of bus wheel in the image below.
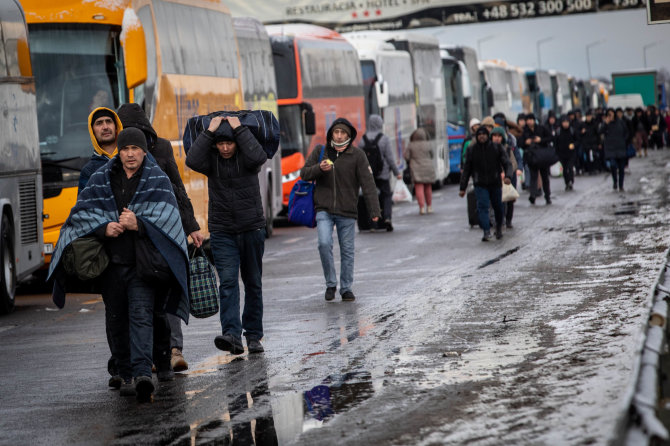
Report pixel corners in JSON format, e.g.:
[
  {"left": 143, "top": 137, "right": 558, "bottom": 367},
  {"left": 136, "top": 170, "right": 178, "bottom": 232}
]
[
  {"left": 0, "top": 215, "right": 16, "bottom": 315},
  {"left": 265, "top": 190, "right": 274, "bottom": 238}
]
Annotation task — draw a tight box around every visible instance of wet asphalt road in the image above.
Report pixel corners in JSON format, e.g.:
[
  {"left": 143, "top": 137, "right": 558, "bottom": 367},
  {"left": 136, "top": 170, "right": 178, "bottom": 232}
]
[{"left": 3, "top": 151, "right": 670, "bottom": 445}]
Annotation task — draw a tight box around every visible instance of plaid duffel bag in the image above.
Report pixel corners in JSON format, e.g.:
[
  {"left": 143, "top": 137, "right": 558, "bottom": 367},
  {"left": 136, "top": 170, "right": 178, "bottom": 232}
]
[{"left": 188, "top": 249, "right": 219, "bottom": 318}]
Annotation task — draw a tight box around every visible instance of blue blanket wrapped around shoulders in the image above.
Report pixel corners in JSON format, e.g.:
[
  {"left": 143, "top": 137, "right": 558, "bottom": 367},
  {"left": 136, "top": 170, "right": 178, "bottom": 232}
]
[{"left": 47, "top": 155, "right": 190, "bottom": 322}]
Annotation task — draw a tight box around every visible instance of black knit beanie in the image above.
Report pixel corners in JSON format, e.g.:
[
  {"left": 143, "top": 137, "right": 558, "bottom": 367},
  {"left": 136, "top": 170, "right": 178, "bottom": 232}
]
[
  {"left": 91, "top": 108, "right": 116, "bottom": 125},
  {"left": 117, "top": 127, "right": 147, "bottom": 152}
]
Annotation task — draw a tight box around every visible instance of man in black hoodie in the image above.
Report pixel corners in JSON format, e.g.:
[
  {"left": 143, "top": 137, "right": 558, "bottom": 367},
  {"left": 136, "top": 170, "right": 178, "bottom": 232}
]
[
  {"left": 521, "top": 113, "right": 553, "bottom": 205},
  {"left": 458, "top": 126, "right": 513, "bottom": 241},
  {"left": 300, "top": 118, "right": 380, "bottom": 302},
  {"left": 116, "top": 103, "right": 203, "bottom": 374},
  {"left": 555, "top": 116, "right": 577, "bottom": 191}
]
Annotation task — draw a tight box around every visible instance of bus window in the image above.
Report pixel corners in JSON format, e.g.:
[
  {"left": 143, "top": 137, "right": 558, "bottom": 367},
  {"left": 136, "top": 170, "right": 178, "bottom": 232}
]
[
  {"left": 278, "top": 104, "right": 306, "bottom": 156},
  {"left": 135, "top": 5, "right": 157, "bottom": 118},
  {"left": 29, "top": 24, "right": 125, "bottom": 163},
  {"left": 360, "top": 60, "right": 379, "bottom": 117},
  {"left": 271, "top": 37, "right": 298, "bottom": 99},
  {"left": 298, "top": 39, "right": 362, "bottom": 99},
  {"left": 0, "top": 22, "right": 6, "bottom": 75},
  {"left": 152, "top": 0, "right": 237, "bottom": 78},
  {"left": 443, "top": 61, "right": 466, "bottom": 125}
]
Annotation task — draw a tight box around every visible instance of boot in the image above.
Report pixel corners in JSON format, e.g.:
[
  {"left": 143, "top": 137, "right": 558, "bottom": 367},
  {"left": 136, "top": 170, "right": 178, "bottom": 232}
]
[{"left": 170, "top": 347, "right": 188, "bottom": 372}]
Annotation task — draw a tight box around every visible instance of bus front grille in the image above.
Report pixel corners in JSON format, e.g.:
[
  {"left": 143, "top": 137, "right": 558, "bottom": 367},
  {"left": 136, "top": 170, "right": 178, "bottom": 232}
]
[{"left": 19, "top": 180, "right": 39, "bottom": 245}]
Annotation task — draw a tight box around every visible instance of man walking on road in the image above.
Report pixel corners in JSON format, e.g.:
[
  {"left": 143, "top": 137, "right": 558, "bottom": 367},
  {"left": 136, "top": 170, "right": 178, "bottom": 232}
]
[
  {"left": 49, "top": 127, "right": 190, "bottom": 401},
  {"left": 521, "top": 113, "right": 554, "bottom": 205},
  {"left": 117, "top": 103, "right": 204, "bottom": 374},
  {"left": 359, "top": 114, "right": 401, "bottom": 231},
  {"left": 459, "top": 126, "right": 513, "bottom": 241},
  {"left": 186, "top": 116, "right": 267, "bottom": 356},
  {"left": 301, "top": 118, "right": 380, "bottom": 302}
]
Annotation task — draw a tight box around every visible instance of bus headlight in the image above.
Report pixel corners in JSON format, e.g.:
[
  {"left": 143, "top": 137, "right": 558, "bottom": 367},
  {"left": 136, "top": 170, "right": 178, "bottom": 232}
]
[{"left": 282, "top": 170, "right": 300, "bottom": 184}]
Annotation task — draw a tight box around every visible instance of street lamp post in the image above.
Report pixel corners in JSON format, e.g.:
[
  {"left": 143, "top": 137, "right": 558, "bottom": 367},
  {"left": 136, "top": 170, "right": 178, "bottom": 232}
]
[
  {"left": 643, "top": 41, "right": 660, "bottom": 68},
  {"left": 477, "top": 35, "right": 496, "bottom": 60},
  {"left": 536, "top": 36, "right": 554, "bottom": 69},
  {"left": 586, "top": 40, "right": 604, "bottom": 79}
]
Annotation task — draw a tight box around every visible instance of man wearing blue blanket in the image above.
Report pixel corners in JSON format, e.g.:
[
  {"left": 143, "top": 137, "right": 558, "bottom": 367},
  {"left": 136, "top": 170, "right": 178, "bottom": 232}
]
[
  {"left": 48, "top": 127, "right": 189, "bottom": 401},
  {"left": 186, "top": 115, "right": 267, "bottom": 356}
]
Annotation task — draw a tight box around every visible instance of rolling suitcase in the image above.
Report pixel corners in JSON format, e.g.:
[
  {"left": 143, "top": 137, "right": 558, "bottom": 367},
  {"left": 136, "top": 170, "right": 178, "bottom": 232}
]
[{"left": 466, "top": 186, "right": 479, "bottom": 228}]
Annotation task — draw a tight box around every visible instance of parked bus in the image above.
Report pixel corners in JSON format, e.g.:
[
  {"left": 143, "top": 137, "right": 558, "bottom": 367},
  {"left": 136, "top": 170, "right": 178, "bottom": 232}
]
[
  {"left": 266, "top": 24, "right": 365, "bottom": 207},
  {"left": 440, "top": 51, "right": 468, "bottom": 177},
  {"left": 508, "top": 66, "right": 531, "bottom": 118},
  {"left": 550, "top": 70, "right": 573, "bottom": 116},
  {"left": 22, "top": 0, "right": 245, "bottom": 266},
  {"left": 0, "top": 0, "right": 43, "bottom": 313},
  {"left": 233, "top": 17, "right": 282, "bottom": 235},
  {"left": 343, "top": 34, "right": 416, "bottom": 176},
  {"left": 525, "top": 68, "right": 553, "bottom": 121},
  {"left": 480, "top": 60, "right": 512, "bottom": 120}
]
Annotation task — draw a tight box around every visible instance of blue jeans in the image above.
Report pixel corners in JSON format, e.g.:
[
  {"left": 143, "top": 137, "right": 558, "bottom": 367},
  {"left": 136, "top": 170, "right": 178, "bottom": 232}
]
[
  {"left": 102, "top": 264, "right": 163, "bottom": 379},
  {"left": 210, "top": 229, "right": 265, "bottom": 340},
  {"left": 316, "top": 211, "right": 356, "bottom": 293},
  {"left": 474, "top": 186, "right": 503, "bottom": 233}
]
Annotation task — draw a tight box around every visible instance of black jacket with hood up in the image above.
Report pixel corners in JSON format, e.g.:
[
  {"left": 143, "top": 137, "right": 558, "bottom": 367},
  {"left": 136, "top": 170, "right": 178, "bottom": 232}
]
[
  {"left": 116, "top": 103, "right": 200, "bottom": 235},
  {"left": 185, "top": 124, "right": 267, "bottom": 234},
  {"left": 300, "top": 118, "right": 380, "bottom": 219}
]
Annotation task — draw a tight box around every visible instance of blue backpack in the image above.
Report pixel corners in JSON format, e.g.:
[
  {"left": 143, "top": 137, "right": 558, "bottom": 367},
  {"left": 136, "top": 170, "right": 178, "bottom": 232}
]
[{"left": 287, "top": 147, "right": 325, "bottom": 228}]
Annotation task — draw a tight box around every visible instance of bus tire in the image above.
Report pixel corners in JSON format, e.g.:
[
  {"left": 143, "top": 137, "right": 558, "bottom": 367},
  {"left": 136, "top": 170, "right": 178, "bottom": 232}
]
[{"left": 0, "top": 215, "right": 16, "bottom": 315}]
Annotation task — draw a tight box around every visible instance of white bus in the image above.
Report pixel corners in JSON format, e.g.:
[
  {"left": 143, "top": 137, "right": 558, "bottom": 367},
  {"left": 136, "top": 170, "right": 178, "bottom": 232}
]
[
  {"left": 233, "top": 17, "right": 283, "bottom": 236},
  {"left": 343, "top": 34, "right": 417, "bottom": 176},
  {"left": 0, "top": 0, "right": 43, "bottom": 313},
  {"left": 550, "top": 70, "right": 573, "bottom": 116}
]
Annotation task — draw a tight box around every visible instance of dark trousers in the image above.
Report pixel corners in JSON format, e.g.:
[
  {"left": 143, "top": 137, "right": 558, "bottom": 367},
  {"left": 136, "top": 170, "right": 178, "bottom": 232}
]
[
  {"left": 374, "top": 177, "right": 393, "bottom": 222},
  {"left": 559, "top": 153, "right": 576, "bottom": 186},
  {"left": 474, "top": 185, "right": 503, "bottom": 232},
  {"left": 610, "top": 157, "right": 627, "bottom": 189},
  {"left": 530, "top": 166, "right": 551, "bottom": 201},
  {"left": 102, "top": 264, "right": 165, "bottom": 380},
  {"left": 210, "top": 229, "right": 265, "bottom": 341}
]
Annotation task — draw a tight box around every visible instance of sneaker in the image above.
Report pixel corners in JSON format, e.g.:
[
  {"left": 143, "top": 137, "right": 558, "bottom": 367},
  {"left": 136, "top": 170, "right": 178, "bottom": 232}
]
[
  {"left": 482, "top": 231, "right": 492, "bottom": 242},
  {"left": 528, "top": 196, "right": 535, "bottom": 205},
  {"left": 120, "top": 379, "right": 135, "bottom": 397},
  {"left": 495, "top": 228, "right": 503, "bottom": 240},
  {"left": 324, "top": 287, "right": 336, "bottom": 301},
  {"left": 427, "top": 205, "right": 433, "bottom": 214},
  {"left": 108, "top": 375, "right": 123, "bottom": 390},
  {"left": 341, "top": 291, "right": 356, "bottom": 302},
  {"left": 246, "top": 338, "right": 264, "bottom": 354},
  {"left": 134, "top": 376, "right": 155, "bottom": 401},
  {"left": 545, "top": 198, "right": 552, "bottom": 205},
  {"left": 214, "top": 333, "right": 245, "bottom": 355},
  {"left": 419, "top": 206, "right": 426, "bottom": 215},
  {"left": 385, "top": 219, "right": 394, "bottom": 232},
  {"left": 505, "top": 221, "right": 513, "bottom": 229},
  {"left": 171, "top": 348, "right": 188, "bottom": 372}
]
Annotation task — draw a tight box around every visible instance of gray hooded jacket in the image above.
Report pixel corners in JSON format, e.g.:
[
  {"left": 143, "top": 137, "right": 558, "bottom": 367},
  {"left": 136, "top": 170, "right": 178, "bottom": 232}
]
[{"left": 358, "top": 114, "right": 400, "bottom": 180}]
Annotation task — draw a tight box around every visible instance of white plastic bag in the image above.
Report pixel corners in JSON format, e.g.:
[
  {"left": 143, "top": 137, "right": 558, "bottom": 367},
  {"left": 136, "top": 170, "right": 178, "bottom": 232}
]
[
  {"left": 501, "top": 183, "right": 520, "bottom": 202},
  {"left": 392, "top": 180, "right": 412, "bottom": 203}
]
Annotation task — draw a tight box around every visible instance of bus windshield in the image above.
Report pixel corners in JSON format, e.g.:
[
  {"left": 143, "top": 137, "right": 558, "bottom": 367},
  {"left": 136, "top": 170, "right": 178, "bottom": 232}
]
[
  {"left": 29, "top": 24, "right": 126, "bottom": 162},
  {"left": 443, "top": 60, "right": 466, "bottom": 125},
  {"left": 271, "top": 36, "right": 298, "bottom": 100}
]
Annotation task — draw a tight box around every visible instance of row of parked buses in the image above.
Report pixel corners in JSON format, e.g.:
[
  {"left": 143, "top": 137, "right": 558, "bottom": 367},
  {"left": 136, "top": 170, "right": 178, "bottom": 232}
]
[{"left": 2, "top": 0, "right": 615, "bottom": 312}]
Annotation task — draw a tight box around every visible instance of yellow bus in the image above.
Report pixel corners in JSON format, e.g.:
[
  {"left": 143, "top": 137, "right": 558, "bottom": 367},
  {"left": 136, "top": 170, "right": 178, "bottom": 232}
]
[{"left": 21, "top": 0, "right": 244, "bottom": 268}]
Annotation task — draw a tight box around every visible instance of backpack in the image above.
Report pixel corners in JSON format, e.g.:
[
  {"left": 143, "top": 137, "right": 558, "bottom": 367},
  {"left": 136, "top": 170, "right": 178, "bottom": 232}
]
[{"left": 362, "top": 134, "right": 384, "bottom": 178}]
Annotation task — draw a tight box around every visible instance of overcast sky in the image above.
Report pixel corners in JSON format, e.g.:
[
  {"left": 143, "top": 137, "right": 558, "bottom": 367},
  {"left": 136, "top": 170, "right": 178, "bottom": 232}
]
[{"left": 426, "top": 8, "right": 669, "bottom": 81}]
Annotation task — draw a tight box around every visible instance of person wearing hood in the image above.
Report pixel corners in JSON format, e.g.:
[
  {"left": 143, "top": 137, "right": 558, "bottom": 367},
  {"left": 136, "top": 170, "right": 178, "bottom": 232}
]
[
  {"left": 579, "top": 110, "right": 601, "bottom": 174},
  {"left": 491, "top": 126, "right": 522, "bottom": 228},
  {"left": 601, "top": 108, "right": 630, "bottom": 192},
  {"left": 405, "top": 127, "right": 437, "bottom": 215},
  {"left": 116, "top": 103, "right": 203, "bottom": 373},
  {"left": 186, "top": 115, "right": 268, "bottom": 355},
  {"left": 78, "top": 107, "right": 123, "bottom": 191},
  {"left": 458, "top": 126, "right": 513, "bottom": 241},
  {"left": 521, "top": 113, "right": 554, "bottom": 205},
  {"left": 358, "top": 114, "right": 401, "bottom": 231},
  {"left": 300, "top": 118, "right": 380, "bottom": 302},
  {"left": 555, "top": 116, "right": 577, "bottom": 191},
  {"left": 461, "top": 118, "right": 481, "bottom": 171}
]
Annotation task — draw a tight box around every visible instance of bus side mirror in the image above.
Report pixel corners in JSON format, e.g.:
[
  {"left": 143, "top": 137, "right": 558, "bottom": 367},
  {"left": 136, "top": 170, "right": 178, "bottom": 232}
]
[
  {"left": 17, "top": 38, "right": 32, "bottom": 77},
  {"left": 375, "top": 81, "right": 389, "bottom": 109},
  {"left": 302, "top": 103, "right": 316, "bottom": 135},
  {"left": 486, "top": 86, "right": 494, "bottom": 106},
  {"left": 121, "top": 8, "right": 147, "bottom": 89}
]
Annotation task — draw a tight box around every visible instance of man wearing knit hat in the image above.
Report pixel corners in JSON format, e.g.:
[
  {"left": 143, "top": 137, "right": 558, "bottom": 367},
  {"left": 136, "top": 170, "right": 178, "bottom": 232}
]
[{"left": 300, "top": 117, "right": 380, "bottom": 302}]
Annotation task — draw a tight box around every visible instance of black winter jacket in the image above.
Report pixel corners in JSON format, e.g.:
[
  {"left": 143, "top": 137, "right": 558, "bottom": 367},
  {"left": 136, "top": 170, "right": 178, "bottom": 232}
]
[
  {"left": 116, "top": 103, "right": 200, "bottom": 235},
  {"left": 459, "top": 141, "right": 513, "bottom": 190},
  {"left": 602, "top": 118, "right": 629, "bottom": 159},
  {"left": 578, "top": 120, "right": 600, "bottom": 149},
  {"left": 555, "top": 126, "right": 577, "bottom": 158},
  {"left": 300, "top": 118, "right": 380, "bottom": 220},
  {"left": 185, "top": 126, "right": 266, "bottom": 234}
]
